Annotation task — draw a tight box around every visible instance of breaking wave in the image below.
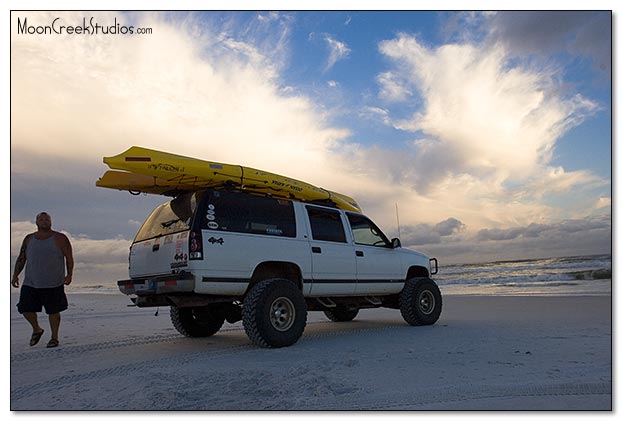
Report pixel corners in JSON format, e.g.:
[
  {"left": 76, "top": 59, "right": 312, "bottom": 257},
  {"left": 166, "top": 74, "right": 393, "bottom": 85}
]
[{"left": 435, "top": 255, "right": 611, "bottom": 296}]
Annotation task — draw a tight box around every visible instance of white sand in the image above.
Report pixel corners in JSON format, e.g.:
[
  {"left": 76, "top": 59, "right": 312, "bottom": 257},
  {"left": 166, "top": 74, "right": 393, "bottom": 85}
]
[{"left": 9, "top": 292, "right": 611, "bottom": 410}]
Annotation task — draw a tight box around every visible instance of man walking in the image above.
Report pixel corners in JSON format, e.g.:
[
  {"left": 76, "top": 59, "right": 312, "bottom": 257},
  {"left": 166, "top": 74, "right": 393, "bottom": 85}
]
[{"left": 12, "top": 212, "right": 74, "bottom": 348}]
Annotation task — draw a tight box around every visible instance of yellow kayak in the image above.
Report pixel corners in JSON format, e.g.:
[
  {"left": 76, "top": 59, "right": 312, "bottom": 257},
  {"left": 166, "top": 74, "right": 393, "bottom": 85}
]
[
  {"left": 96, "top": 170, "right": 197, "bottom": 196},
  {"left": 96, "top": 146, "right": 362, "bottom": 212}
]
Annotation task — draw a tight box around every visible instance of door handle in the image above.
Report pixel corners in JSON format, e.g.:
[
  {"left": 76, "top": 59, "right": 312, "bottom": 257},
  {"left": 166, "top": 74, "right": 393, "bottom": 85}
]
[
  {"left": 312, "top": 247, "right": 322, "bottom": 254},
  {"left": 356, "top": 250, "right": 364, "bottom": 257}
]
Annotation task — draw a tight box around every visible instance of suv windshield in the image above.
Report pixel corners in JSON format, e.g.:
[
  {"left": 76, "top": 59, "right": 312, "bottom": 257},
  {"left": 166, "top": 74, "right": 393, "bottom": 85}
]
[
  {"left": 134, "top": 192, "right": 203, "bottom": 242},
  {"left": 346, "top": 213, "right": 391, "bottom": 247}
]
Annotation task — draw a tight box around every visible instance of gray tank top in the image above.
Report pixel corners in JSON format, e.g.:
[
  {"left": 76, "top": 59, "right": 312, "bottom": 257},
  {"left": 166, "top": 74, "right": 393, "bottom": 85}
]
[{"left": 24, "top": 236, "right": 65, "bottom": 288}]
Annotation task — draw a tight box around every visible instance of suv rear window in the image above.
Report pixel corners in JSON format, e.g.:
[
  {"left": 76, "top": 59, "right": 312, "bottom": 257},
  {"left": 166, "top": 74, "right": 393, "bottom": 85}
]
[
  {"left": 134, "top": 192, "right": 203, "bottom": 242},
  {"left": 202, "top": 190, "right": 296, "bottom": 237}
]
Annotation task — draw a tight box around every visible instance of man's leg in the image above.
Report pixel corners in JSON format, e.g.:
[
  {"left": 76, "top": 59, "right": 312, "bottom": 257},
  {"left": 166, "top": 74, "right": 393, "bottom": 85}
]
[
  {"left": 17, "top": 286, "right": 43, "bottom": 335},
  {"left": 49, "top": 313, "right": 60, "bottom": 341},
  {"left": 23, "top": 312, "right": 43, "bottom": 334},
  {"left": 23, "top": 312, "right": 45, "bottom": 346}
]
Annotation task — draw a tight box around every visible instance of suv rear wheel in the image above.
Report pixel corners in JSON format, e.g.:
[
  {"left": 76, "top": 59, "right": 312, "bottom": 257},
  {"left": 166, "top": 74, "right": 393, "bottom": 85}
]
[
  {"left": 170, "top": 305, "right": 225, "bottom": 337},
  {"left": 242, "top": 278, "right": 307, "bottom": 348},
  {"left": 399, "top": 277, "right": 442, "bottom": 326}
]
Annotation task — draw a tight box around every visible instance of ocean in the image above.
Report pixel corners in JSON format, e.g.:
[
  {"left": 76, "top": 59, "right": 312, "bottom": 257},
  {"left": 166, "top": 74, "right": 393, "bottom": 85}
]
[
  {"left": 435, "top": 254, "right": 612, "bottom": 296},
  {"left": 52, "top": 254, "right": 612, "bottom": 297}
]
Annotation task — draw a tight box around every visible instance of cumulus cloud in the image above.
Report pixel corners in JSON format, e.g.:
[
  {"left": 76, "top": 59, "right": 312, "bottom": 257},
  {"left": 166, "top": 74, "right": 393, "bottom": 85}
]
[
  {"left": 378, "top": 34, "right": 600, "bottom": 188},
  {"left": 400, "top": 217, "right": 466, "bottom": 246},
  {"left": 476, "top": 217, "right": 610, "bottom": 242},
  {"left": 435, "top": 218, "right": 466, "bottom": 237},
  {"left": 369, "top": 31, "right": 606, "bottom": 230},
  {"left": 408, "top": 215, "right": 610, "bottom": 264}
]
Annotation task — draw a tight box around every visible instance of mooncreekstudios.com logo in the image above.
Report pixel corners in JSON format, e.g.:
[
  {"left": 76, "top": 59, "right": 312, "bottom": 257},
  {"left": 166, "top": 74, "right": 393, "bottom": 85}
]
[{"left": 16, "top": 16, "right": 153, "bottom": 36}]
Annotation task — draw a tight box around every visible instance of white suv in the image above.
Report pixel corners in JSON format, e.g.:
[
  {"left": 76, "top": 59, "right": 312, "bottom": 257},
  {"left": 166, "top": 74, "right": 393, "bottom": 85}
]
[{"left": 118, "top": 189, "right": 441, "bottom": 348}]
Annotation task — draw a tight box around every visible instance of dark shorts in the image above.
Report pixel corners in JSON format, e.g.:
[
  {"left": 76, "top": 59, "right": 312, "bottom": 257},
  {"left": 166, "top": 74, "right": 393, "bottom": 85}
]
[{"left": 17, "top": 285, "right": 68, "bottom": 315}]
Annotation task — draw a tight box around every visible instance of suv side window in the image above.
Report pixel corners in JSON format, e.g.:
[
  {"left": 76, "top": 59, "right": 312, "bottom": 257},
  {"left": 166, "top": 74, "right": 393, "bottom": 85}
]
[
  {"left": 306, "top": 206, "right": 347, "bottom": 243},
  {"left": 203, "top": 190, "right": 296, "bottom": 237},
  {"left": 346, "top": 213, "right": 391, "bottom": 247}
]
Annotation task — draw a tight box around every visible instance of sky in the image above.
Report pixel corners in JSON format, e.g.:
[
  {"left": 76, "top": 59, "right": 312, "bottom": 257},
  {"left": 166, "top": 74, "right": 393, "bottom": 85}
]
[{"left": 8, "top": 9, "right": 614, "bottom": 286}]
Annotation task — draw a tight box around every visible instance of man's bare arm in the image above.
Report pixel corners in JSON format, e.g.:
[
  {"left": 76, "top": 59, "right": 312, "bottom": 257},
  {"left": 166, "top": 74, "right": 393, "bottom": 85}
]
[
  {"left": 58, "top": 233, "right": 74, "bottom": 285},
  {"left": 12, "top": 235, "right": 31, "bottom": 287}
]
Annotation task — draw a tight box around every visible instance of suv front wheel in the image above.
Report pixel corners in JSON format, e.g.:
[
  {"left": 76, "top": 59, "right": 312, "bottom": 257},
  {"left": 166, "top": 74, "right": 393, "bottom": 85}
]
[
  {"left": 399, "top": 277, "right": 442, "bottom": 326},
  {"left": 242, "top": 278, "right": 307, "bottom": 348}
]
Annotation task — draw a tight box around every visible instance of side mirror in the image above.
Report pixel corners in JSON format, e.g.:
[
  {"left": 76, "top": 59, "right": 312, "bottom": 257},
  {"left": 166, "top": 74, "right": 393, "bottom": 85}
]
[{"left": 391, "top": 238, "right": 401, "bottom": 249}]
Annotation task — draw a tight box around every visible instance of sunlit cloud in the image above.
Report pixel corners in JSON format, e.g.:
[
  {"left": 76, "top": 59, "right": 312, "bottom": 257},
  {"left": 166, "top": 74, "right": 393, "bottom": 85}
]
[
  {"left": 595, "top": 197, "right": 611, "bottom": 210},
  {"left": 11, "top": 11, "right": 349, "bottom": 188},
  {"left": 369, "top": 33, "right": 605, "bottom": 229}
]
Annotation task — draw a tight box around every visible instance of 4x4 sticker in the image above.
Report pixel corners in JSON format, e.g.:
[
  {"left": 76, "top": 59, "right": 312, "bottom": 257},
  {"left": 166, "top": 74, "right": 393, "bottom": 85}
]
[
  {"left": 208, "top": 237, "right": 224, "bottom": 245},
  {"left": 171, "top": 252, "right": 188, "bottom": 269}
]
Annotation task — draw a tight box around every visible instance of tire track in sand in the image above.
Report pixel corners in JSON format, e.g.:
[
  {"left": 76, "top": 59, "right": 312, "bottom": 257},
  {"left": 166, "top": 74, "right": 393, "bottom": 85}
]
[{"left": 10, "top": 322, "right": 406, "bottom": 403}]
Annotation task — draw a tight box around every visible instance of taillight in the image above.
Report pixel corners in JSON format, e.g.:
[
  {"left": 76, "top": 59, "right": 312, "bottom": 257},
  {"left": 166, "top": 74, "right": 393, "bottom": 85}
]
[{"left": 189, "top": 230, "right": 203, "bottom": 260}]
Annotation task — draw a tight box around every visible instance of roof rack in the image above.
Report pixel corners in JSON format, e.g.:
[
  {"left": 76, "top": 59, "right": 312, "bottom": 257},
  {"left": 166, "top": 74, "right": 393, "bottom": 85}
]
[{"left": 171, "top": 184, "right": 341, "bottom": 210}]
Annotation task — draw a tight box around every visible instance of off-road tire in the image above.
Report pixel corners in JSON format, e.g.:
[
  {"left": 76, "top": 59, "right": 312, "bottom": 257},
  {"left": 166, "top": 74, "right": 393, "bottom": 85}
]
[
  {"left": 170, "top": 305, "right": 225, "bottom": 337},
  {"left": 242, "top": 278, "right": 307, "bottom": 348},
  {"left": 324, "top": 307, "right": 359, "bottom": 322},
  {"left": 399, "top": 277, "right": 442, "bottom": 326}
]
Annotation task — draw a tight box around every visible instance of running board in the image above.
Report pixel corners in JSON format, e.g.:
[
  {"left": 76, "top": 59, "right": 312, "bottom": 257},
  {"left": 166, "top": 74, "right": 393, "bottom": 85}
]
[
  {"left": 365, "top": 296, "right": 382, "bottom": 306},
  {"left": 316, "top": 297, "right": 337, "bottom": 308}
]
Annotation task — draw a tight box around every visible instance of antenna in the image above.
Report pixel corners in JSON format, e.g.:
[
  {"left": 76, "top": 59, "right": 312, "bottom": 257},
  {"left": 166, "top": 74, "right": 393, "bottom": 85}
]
[{"left": 395, "top": 203, "right": 402, "bottom": 240}]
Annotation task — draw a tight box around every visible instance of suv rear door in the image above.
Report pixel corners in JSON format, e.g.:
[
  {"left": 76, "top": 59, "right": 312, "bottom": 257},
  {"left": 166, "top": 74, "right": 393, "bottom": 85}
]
[
  {"left": 304, "top": 206, "right": 356, "bottom": 296},
  {"left": 194, "top": 190, "right": 309, "bottom": 296}
]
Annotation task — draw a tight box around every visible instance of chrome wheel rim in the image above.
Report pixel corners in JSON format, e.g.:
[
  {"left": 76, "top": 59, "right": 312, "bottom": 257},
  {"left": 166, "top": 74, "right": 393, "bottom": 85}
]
[
  {"left": 270, "top": 297, "right": 295, "bottom": 331},
  {"left": 418, "top": 290, "right": 435, "bottom": 315}
]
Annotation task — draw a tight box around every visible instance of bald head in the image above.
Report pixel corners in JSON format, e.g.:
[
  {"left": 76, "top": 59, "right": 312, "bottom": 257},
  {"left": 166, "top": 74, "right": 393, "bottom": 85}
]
[{"left": 35, "top": 212, "right": 52, "bottom": 232}]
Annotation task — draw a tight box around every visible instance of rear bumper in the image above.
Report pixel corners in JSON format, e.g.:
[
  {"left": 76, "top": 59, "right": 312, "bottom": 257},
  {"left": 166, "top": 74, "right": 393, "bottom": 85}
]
[{"left": 117, "top": 272, "right": 195, "bottom": 296}]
